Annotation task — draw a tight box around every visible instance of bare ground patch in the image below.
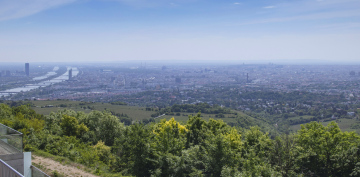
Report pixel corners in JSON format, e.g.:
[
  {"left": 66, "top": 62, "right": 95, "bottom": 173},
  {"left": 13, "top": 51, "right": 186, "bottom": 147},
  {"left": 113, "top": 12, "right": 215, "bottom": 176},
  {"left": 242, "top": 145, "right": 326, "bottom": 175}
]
[{"left": 32, "top": 155, "right": 98, "bottom": 177}]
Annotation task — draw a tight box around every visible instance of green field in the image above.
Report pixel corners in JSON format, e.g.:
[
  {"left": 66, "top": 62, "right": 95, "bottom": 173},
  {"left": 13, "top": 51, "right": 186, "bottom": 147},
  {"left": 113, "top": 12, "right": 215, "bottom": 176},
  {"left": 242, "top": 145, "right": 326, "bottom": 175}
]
[
  {"left": 290, "top": 118, "right": 360, "bottom": 134},
  {"left": 30, "top": 100, "right": 156, "bottom": 121}
]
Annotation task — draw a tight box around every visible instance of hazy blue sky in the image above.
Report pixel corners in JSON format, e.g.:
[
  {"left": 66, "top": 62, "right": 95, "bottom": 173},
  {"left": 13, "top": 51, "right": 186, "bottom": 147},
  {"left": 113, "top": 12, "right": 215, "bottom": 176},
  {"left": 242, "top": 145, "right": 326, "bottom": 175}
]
[{"left": 0, "top": 0, "right": 359, "bottom": 63}]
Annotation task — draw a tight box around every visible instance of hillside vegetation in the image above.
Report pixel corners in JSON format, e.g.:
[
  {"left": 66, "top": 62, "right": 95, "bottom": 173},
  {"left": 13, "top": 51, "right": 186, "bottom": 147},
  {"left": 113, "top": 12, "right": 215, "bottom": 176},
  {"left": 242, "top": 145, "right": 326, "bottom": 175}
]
[
  {"left": 0, "top": 103, "right": 360, "bottom": 176},
  {"left": 4, "top": 100, "right": 274, "bottom": 131}
]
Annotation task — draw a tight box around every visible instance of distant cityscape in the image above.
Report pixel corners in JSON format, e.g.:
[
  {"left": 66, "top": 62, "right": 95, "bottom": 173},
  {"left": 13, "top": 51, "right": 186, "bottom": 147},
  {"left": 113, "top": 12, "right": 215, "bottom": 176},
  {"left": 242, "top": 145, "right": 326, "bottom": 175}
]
[
  {"left": 1, "top": 62, "right": 360, "bottom": 104},
  {"left": 0, "top": 63, "right": 78, "bottom": 98}
]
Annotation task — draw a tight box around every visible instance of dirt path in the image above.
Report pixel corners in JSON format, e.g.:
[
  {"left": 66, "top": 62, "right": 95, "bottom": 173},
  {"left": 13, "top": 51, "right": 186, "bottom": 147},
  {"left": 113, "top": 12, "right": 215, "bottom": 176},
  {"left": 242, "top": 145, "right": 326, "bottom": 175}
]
[{"left": 32, "top": 155, "right": 98, "bottom": 177}]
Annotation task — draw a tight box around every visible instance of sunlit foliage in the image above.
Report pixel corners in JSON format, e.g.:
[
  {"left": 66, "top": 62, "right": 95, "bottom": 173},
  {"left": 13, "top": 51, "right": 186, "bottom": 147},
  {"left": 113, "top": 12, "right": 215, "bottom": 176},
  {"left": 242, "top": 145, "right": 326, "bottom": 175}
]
[{"left": 1, "top": 103, "right": 360, "bottom": 176}]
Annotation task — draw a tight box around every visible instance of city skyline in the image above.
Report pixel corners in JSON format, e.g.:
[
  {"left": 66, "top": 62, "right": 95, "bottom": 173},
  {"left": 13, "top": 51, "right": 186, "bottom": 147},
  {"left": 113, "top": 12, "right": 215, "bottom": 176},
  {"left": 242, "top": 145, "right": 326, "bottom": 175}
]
[{"left": 0, "top": 0, "right": 359, "bottom": 63}]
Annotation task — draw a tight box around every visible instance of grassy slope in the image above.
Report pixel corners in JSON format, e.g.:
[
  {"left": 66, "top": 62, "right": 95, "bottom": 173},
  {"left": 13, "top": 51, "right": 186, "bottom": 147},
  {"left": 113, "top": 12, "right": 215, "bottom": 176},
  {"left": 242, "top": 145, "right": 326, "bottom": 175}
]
[{"left": 32, "top": 150, "right": 126, "bottom": 177}]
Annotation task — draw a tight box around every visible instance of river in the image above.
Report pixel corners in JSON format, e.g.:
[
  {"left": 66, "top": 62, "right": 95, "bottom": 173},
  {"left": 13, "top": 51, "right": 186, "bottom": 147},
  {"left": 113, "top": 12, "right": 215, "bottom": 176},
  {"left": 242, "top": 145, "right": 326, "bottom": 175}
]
[{"left": 0, "top": 66, "right": 79, "bottom": 97}]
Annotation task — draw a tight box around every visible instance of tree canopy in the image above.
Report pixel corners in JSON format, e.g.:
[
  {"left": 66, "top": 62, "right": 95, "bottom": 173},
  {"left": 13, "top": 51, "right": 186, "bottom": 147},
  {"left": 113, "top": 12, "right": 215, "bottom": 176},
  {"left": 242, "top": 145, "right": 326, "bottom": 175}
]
[{"left": 0, "top": 103, "right": 359, "bottom": 176}]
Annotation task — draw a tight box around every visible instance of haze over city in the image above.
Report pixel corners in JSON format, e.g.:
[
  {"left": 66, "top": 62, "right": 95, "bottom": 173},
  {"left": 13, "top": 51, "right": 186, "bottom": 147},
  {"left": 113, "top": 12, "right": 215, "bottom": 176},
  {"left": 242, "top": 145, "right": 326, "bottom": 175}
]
[
  {"left": 2, "top": 1, "right": 360, "bottom": 176},
  {"left": 0, "top": 0, "right": 359, "bottom": 63}
]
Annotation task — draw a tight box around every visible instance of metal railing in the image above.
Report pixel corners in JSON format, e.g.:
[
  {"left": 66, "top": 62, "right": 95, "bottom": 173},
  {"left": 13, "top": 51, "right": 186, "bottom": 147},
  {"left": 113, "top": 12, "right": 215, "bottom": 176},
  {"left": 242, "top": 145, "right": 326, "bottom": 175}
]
[
  {"left": 31, "top": 165, "right": 50, "bottom": 177},
  {"left": 0, "top": 123, "right": 23, "bottom": 154},
  {"left": 0, "top": 158, "right": 24, "bottom": 177}
]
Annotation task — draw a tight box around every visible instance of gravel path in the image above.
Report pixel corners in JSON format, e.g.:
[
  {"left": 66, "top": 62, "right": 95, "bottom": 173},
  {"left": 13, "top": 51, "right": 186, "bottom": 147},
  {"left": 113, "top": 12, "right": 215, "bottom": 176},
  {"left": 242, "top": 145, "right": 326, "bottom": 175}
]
[{"left": 32, "top": 155, "right": 98, "bottom": 177}]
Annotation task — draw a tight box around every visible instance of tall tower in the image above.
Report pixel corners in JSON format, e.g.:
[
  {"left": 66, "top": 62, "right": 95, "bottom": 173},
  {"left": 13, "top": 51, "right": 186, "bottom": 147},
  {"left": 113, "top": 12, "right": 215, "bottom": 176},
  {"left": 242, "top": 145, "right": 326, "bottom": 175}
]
[
  {"left": 246, "top": 73, "right": 249, "bottom": 83},
  {"left": 25, "top": 63, "right": 29, "bottom": 76},
  {"left": 68, "top": 69, "right": 72, "bottom": 80}
]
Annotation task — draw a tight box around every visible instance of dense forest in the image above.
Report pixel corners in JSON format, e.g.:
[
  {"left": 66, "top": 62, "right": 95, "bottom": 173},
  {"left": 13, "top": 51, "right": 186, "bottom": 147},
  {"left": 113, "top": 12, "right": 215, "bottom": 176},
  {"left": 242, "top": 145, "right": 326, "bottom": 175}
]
[{"left": 1, "top": 103, "right": 360, "bottom": 176}]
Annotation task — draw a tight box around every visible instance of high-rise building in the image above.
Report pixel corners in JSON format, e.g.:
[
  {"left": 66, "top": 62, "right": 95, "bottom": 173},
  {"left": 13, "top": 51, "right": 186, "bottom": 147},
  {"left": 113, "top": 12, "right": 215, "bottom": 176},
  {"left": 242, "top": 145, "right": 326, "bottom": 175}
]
[
  {"left": 69, "top": 69, "right": 72, "bottom": 80},
  {"left": 25, "top": 63, "right": 29, "bottom": 76}
]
